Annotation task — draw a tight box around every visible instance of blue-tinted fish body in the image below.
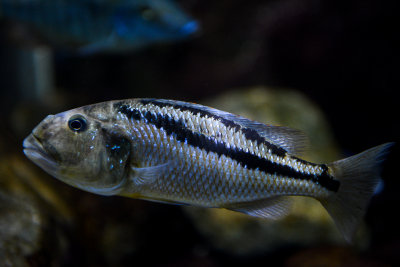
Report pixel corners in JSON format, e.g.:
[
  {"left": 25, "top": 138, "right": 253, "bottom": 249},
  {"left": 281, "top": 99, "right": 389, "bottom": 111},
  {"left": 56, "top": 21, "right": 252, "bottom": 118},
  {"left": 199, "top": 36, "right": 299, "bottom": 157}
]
[
  {"left": 22, "top": 98, "right": 393, "bottom": 242},
  {"left": 0, "top": 0, "right": 198, "bottom": 53}
]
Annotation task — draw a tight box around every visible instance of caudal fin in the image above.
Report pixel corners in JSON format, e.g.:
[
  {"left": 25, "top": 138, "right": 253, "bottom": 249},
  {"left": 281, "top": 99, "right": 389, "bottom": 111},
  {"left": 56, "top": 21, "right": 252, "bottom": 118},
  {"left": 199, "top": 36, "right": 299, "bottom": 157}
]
[{"left": 320, "top": 142, "right": 394, "bottom": 242}]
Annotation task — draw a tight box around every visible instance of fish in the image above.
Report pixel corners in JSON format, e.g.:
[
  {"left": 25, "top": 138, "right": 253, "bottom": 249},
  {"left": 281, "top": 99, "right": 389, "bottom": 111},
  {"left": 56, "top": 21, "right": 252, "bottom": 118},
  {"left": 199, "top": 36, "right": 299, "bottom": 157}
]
[
  {"left": 22, "top": 98, "right": 393, "bottom": 242},
  {"left": 0, "top": 0, "right": 198, "bottom": 53}
]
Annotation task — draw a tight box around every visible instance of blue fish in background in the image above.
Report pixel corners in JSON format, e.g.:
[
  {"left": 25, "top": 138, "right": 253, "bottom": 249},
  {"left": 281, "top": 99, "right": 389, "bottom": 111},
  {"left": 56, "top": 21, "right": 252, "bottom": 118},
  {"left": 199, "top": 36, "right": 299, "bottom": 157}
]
[{"left": 0, "top": 0, "right": 199, "bottom": 53}]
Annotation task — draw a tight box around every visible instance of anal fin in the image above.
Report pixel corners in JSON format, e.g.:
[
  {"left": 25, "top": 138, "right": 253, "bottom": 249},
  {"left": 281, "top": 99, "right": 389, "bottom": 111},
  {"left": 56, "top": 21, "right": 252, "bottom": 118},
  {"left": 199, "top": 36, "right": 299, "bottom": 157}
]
[{"left": 226, "top": 196, "right": 292, "bottom": 219}]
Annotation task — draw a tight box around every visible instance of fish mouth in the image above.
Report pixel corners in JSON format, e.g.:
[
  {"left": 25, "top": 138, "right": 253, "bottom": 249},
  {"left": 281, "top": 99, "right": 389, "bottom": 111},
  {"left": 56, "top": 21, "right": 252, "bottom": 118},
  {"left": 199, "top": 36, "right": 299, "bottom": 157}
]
[{"left": 23, "top": 134, "right": 58, "bottom": 176}]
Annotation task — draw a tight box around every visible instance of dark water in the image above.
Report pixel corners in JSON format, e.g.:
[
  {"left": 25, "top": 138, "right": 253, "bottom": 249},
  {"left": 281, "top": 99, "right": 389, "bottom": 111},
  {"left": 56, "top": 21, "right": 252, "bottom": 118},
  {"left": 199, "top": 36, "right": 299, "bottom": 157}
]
[{"left": 0, "top": 0, "right": 398, "bottom": 266}]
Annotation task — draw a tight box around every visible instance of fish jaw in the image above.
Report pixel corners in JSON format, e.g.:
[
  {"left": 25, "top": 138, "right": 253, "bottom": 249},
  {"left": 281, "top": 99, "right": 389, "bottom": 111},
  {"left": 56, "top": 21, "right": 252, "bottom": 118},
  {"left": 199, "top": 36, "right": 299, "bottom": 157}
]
[
  {"left": 23, "top": 132, "right": 126, "bottom": 196},
  {"left": 23, "top": 133, "right": 59, "bottom": 178}
]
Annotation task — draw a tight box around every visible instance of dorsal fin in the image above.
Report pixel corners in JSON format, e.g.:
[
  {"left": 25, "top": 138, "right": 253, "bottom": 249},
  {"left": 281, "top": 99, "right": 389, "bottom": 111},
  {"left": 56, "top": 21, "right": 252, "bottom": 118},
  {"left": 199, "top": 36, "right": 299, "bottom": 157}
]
[
  {"left": 209, "top": 108, "right": 309, "bottom": 156},
  {"left": 235, "top": 119, "right": 309, "bottom": 156}
]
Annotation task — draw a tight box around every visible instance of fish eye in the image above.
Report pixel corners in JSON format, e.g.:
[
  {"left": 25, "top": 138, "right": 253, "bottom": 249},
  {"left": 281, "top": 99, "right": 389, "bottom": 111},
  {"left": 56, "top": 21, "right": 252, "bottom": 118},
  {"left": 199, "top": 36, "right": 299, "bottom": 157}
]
[{"left": 68, "top": 115, "right": 87, "bottom": 132}]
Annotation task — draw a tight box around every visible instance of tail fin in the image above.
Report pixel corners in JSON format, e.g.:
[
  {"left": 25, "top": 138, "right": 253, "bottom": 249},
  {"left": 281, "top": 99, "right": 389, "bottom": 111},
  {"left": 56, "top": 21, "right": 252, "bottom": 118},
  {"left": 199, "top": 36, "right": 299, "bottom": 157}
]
[{"left": 320, "top": 142, "right": 394, "bottom": 242}]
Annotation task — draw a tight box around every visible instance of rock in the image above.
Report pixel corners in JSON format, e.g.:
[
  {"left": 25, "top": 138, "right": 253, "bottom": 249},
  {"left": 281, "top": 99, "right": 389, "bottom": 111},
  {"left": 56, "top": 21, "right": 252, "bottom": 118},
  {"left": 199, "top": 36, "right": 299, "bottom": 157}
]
[
  {"left": 0, "top": 190, "right": 41, "bottom": 267},
  {"left": 0, "top": 151, "right": 72, "bottom": 266}
]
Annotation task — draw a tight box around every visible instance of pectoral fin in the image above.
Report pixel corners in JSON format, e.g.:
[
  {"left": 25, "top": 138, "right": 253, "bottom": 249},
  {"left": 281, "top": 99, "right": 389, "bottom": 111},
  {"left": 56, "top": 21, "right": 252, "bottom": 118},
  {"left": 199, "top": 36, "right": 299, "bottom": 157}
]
[{"left": 130, "top": 162, "right": 170, "bottom": 186}]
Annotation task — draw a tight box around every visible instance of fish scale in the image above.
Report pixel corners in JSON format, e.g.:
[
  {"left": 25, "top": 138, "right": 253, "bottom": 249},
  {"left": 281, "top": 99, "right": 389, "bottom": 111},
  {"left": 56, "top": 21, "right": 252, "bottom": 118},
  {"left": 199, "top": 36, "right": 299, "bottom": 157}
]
[
  {"left": 140, "top": 101, "right": 311, "bottom": 180},
  {"left": 23, "top": 98, "right": 393, "bottom": 241},
  {"left": 131, "top": 110, "right": 307, "bottom": 206}
]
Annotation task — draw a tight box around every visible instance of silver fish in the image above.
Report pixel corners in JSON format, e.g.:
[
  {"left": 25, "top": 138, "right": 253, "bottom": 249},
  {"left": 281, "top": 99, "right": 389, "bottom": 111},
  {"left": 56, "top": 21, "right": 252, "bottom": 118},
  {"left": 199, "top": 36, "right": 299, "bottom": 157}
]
[{"left": 23, "top": 98, "right": 393, "bottom": 242}]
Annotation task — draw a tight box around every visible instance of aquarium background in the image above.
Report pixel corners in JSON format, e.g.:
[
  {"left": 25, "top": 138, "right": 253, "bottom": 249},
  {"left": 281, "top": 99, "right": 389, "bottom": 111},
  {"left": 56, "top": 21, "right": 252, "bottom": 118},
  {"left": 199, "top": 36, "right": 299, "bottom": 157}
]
[{"left": 0, "top": 0, "right": 398, "bottom": 266}]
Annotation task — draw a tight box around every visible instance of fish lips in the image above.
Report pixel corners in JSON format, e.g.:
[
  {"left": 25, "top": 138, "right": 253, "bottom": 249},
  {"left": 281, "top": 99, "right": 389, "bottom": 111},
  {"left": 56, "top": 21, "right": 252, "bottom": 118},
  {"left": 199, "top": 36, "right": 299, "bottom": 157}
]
[{"left": 23, "top": 134, "right": 59, "bottom": 176}]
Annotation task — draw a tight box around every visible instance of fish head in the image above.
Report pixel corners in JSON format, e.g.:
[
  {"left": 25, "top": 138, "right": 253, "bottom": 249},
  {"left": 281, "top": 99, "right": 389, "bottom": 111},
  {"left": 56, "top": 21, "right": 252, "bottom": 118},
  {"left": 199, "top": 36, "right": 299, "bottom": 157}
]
[
  {"left": 23, "top": 105, "right": 131, "bottom": 196},
  {"left": 113, "top": 0, "right": 199, "bottom": 44}
]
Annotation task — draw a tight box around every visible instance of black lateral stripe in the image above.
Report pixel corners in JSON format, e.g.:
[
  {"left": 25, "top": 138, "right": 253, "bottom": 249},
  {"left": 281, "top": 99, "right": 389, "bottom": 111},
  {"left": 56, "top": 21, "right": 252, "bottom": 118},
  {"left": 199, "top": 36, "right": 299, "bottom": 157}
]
[
  {"left": 140, "top": 99, "right": 240, "bottom": 130},
  {"left": 319, "top": 164, "right": 338, "bottom": 191},
  {"left": 117, "top": 103, "right": 340, "bottom": 192},
  {"left": 116, "top": 103, "right": 141, "bottom": 120},
  {"left": 140, "top": 99, "right": 287, "bottom": 157}
]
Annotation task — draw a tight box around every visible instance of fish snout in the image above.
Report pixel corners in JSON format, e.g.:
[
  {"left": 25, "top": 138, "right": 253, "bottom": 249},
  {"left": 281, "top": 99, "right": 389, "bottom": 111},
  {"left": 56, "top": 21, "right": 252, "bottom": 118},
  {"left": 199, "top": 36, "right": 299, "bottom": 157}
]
[
  {"left": 31, "top": 114, "right": 56, "bottom": 137},
  {"left": 23, "top": 133, "right": 49, "bottom": 164},
  {"left": 23, "top": 132, "right": 59, "bottom": 177}
]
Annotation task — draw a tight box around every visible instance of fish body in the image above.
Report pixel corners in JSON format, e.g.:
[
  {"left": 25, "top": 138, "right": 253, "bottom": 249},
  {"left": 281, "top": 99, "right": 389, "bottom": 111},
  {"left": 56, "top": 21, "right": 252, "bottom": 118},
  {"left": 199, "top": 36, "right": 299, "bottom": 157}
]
[
  {"left": 23, "top": 98, "right": 393, "bottom": 241},
  {"left": 0, "top": 0, "right": 198, "bottom": 53}
]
